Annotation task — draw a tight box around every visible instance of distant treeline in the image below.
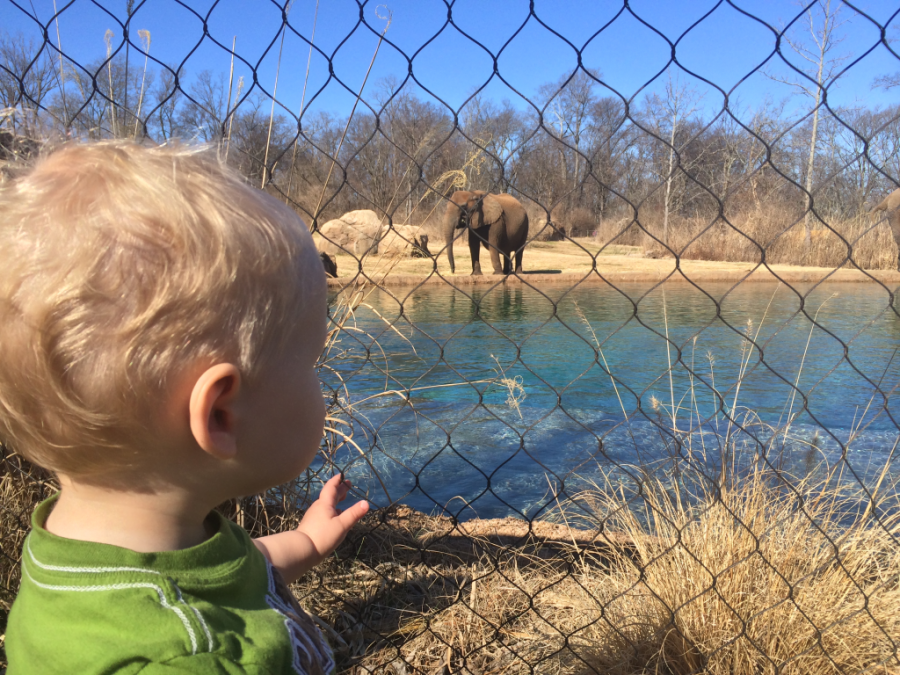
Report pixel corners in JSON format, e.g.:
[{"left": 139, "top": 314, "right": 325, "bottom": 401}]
[{"left": 3, "top": 30, "right": 899, "bottom": 245}]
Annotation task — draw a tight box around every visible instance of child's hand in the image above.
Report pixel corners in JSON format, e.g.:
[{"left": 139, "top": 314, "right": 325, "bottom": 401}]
[
  {"left": 296, "top": 474, "right": 369, "bottom": 561},
  {"left": 253, "top": 474, "right": 368, "bottom": 583}
]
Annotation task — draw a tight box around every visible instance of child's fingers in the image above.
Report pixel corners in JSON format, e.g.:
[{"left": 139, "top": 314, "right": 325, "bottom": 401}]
[
  {"left": 319, "top": 474, "right": 352, "bottom": 506},
  {"left": 337, "top": 499, "right": 369, "bottom": 531}
]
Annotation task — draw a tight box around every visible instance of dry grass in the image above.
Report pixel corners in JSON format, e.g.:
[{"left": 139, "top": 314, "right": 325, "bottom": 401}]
[
  {"left": 5, "top": 443, "right": 897, "bottom": 674},
  {"left": 280, "top": 466, "right": 900, "bottom": 675},
  {"left": 566, "top": 470, "right": 900, "bottom": 675},
  {"left": 0, "top": 452, "right": 56, "bottom": 631},
  {"left": 596, "top": 208, "right": 897, "bottom": 270}
]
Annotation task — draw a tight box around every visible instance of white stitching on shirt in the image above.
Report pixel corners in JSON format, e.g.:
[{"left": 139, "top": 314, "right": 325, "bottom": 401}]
[
  {"left": 22, "top": 562, "right": 200, "bottom": 655},
  {"left": 188, "top": 604, "right": 214, "bottom": 653},
  {"left": 173, "top": 583, "right": 215, "bottom": 653},
  {"left": 24, "top": 540, "right": 217, "bottom": 655},
  {"left": 264, "top": 562, "right": 335, "bottom": 675},
  {"left": 27, "top": 540, "right": 163, "bottom": 576}
]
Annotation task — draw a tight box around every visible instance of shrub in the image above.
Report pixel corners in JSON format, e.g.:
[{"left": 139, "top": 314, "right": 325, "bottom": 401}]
[{"left": 565, "top": 206, "right": 596, "bottom": 237}]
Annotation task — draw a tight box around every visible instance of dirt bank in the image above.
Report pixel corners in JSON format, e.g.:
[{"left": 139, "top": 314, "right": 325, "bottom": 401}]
[
  {"left": 327, "top": 239, "right": 900, "bottom": 288},
  {"left": 351, "top": 504, "right": 634, "bottom": 566}
]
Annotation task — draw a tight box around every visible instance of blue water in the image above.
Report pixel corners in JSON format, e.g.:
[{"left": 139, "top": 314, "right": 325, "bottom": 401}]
[{"left": 317, "top": 281, "right": 900, "bottom": 520}]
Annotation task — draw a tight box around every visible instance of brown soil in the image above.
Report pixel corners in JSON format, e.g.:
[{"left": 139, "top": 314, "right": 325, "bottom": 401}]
[
  {"left": 334, "top": 503, "right": 635, "bottom": 574},
  {"left": 326, "top": 238, "right": 900, "bottom": 288}
]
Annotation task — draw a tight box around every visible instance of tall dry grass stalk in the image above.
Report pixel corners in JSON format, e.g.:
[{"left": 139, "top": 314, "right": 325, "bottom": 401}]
[
  {"left": 311, "top": 7, "right": 392, "bottom": 224},
  {"left": 51, "top": 0, "right": 69, "bottom": 127},
  {"left": 225, "top": 36, "right": 236, "bottom": 142},
  {"left": 132, "top": 30, "right": 151, "bottom": 138},
  {"left": 225, "top": 76, "right": 244, "bottom": 160},
  {"left": 285, "top": 0, "right": 320, "bottom": 204},
  {"left": 262, "top": 0, "right": 295, "bottom": 189},
  {"left": 104, "top": 30, "right": 118, "bottom": 138}
]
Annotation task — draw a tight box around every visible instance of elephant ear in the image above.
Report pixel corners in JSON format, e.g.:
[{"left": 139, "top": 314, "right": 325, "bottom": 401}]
[{"left": 481, "top": 194, "right": 503, "bottom": 225}]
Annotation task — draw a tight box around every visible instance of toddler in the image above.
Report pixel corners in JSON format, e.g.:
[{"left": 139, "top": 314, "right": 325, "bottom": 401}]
[{"left": 0, "top": 142, "right": 368, "bottom": 673}]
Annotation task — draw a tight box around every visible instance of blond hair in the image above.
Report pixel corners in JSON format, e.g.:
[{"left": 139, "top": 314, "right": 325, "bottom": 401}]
[{"left": 0, "top": 141, "right": 323, "bottom": 478}]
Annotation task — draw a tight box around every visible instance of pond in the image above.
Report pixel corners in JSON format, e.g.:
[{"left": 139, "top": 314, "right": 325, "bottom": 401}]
[{"left": 318, "top": 280, "right": 900, "bottom": 520}]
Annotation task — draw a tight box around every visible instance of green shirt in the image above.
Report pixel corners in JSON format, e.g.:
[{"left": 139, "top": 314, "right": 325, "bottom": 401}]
[{"left": 5, "top": 496, "right": 335, "bottom": 674}]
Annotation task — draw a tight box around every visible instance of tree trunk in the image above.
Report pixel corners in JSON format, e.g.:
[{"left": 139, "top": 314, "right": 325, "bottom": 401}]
[
  {"left": 803, "top": 1, "right": 833, "bottom": 250},
  {"left": 663, "top": 123, "right": 677, "bottom": 245},
  {"left": 804, "top": 63, "right": 824, "bottom": 249}
]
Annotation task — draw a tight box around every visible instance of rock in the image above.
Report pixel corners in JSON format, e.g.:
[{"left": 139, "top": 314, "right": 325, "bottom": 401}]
[
  {"left": 314, "top": 209, "right": 383, "bottom": 257},
  {"left": 378, "top": 224, "right": 425, "bottom": 257},
  {"left": 313, "top": 210, "right": 428, "bottom": 258}
]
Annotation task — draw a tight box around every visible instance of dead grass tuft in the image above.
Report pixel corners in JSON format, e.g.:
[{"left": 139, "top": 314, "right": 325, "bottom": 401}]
[
  {"left": 283, "top": 468, "right": 900, "bottom": 675},
  {"left": 0, "top": 451, "right": 57, "bottom": 626},
  {"left": 566, "top": 470, "right": 900, "bottom": 675}
]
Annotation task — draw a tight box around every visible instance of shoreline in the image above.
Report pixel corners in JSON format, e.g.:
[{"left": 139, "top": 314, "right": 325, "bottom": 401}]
[
  {"left": 328, "top": 265, "right": 900, "bottom": 288},
  {"left": 358, "top": 504, "right": 635, "bottom": 563}
]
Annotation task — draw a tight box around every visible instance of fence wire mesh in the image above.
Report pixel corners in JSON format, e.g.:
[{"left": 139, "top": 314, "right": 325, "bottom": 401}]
[{"left": 2, "top": 1, "right": 900, "bottom": 673}]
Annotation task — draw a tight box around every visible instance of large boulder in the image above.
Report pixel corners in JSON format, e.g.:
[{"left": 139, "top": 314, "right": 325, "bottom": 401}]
[
  {"left": 314, "top": 209, "right": 384, "bottom": 257},
  {"left": 378, "top": 224, "right": 424, "bottom": 257},
  {"left": 314, "top": 210, "right": 426, "bottom": 258}
]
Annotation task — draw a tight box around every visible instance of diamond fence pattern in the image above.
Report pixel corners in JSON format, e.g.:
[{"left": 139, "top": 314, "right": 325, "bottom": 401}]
[{"left": 2, "top": 1, "right": 900, "bottom": 673}]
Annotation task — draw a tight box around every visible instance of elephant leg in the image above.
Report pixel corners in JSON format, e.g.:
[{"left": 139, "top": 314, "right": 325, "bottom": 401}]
[
  {"left": 468, "top": 230, "right": 483, "bottom": 275},
  {"left": 488, "top": 244, "right": 504, "bottom": 274},
  {"left": 503, "top": 255, "right": 512, "bottom": 275},
  {"left": 514, "top": 247, "right": 524, "bottom": 273},
  {"left": 487, "top": 227, "right": 505, "bottom": 275}
]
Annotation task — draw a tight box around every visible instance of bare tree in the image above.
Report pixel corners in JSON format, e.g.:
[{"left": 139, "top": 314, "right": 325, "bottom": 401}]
[
  {"left": 874, "top": 73, "right": 900, "bottom": 90},
  {"left": 537, "top": 70, "right": 600, "bottom": 197},
  {"left": 586, "top": 97, "right": 641, "bottom": 218},
  {"left": 642, "top": 71, "right": 705, "bottom": 244},
  {"left": 150, "top": 65, "right": 182, "bottom": 142},
  {"left": 51, "top": 51, "right": 146, "bottom": 139},
  {"left": 767, "top": 0, "right": 852, "bottom": 245},
  {"left": 178, "top": 69, "right": 227, "bottom": 144},
  {"left": 873, "top": 24, "right": 899, "bottom": 91},
  {"left": 0, "top": 32, "right": 58, "bottom": 136}
]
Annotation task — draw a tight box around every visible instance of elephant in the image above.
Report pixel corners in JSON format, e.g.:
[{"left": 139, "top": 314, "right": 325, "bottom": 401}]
[
  {"left": 872, "top": 188, "right": 900, "bottom": 270},
  {"left": 443, "top": 190, "right": 529, "bottom": 275}
]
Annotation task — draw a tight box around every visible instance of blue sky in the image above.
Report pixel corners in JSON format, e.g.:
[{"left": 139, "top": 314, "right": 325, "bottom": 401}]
[{"left": 4, "top": 0, "right": 899, "bottom": 124}]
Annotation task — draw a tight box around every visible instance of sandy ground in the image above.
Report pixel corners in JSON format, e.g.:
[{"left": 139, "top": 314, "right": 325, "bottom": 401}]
[
  {"left": 326, "top": 238, "right": 900, "bottom": 288},
  {"left": 371, "top": 504, "right": 637, "bottom": 563}
]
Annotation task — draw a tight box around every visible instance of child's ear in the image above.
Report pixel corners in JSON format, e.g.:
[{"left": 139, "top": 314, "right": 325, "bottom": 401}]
[{"left": 189, "top": 363, "right": 242, "bottom": 460}]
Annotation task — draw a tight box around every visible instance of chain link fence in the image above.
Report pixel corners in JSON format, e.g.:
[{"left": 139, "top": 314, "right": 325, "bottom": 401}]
[{"left": 3, "top": 1, "right": 900, "bottom": 672}]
